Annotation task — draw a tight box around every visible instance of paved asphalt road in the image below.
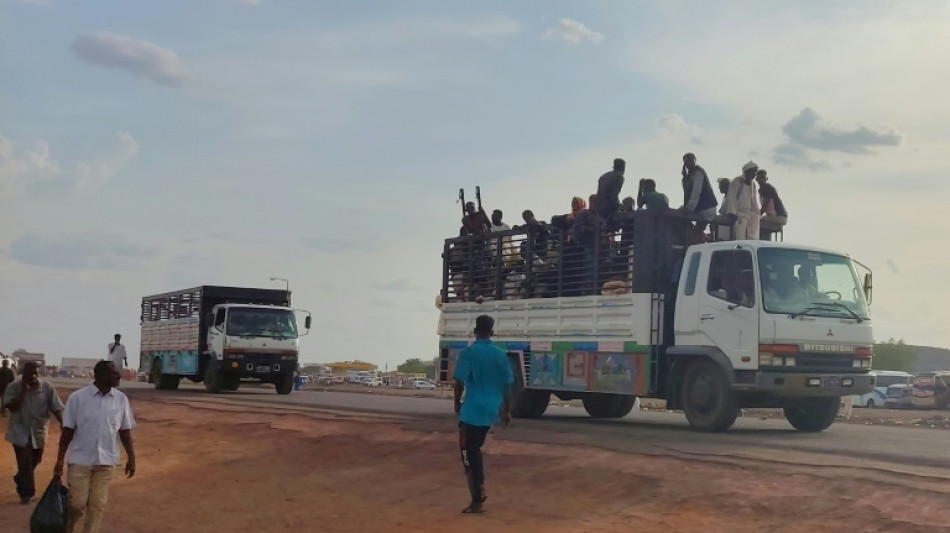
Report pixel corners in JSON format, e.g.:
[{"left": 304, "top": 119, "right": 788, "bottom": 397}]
[{"left": 58, "top": 379, "right": 950, "bottom": 472}]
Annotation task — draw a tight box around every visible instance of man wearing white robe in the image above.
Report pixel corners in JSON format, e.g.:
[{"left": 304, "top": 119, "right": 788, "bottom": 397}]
[{"left": 726, "top": 161, "right": 761, "bottom": 240}]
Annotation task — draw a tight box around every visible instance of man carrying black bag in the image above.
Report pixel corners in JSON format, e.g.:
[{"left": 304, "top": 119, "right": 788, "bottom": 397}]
[{"left": 31, "top": 477, "right": 69, "bottom": 533}]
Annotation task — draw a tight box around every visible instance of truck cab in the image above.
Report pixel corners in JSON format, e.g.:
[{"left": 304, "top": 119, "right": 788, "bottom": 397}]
[
  {"left": 668, "top": 241, "right": 874, "bottom": 430},
  {"left": 206, "top": 303, "right": 308, "bottom": 393}
]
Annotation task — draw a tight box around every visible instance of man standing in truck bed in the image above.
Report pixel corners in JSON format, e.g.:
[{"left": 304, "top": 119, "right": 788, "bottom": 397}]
[{"left": 453, "top": 315, "right": 514, "bottom": 514}]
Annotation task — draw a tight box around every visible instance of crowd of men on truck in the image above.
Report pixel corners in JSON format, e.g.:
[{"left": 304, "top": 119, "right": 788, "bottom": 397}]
[{"left": 444, "top": 153, "right": 789, "bottom": 303}]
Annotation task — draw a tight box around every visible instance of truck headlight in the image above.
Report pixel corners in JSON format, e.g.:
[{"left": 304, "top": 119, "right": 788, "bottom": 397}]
[
  {"left": 759, "top": 354, "right": 775, "bottom": 366},
  {"left": 784, "top": 357, "right": 795, "bottom": 367}
]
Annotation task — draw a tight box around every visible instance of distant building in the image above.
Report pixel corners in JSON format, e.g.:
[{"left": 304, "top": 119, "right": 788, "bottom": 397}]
[{"left": 60, "top": 357, "right": 103, "bottom": 378}]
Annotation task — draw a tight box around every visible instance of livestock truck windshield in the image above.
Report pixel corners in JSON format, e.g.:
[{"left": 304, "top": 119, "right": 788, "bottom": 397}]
[{"left": 227, "top": 308, "right": 298, "bottom": 339}]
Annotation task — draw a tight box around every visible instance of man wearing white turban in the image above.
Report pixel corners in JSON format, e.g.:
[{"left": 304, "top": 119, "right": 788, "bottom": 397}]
[{"left": 725, "top": 161, "right": 761, "bottom": 240}]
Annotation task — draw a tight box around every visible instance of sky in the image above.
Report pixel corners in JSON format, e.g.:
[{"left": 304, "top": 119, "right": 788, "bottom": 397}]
[{"left": 1, "top": 0, "right": 948, "bottom": 368}]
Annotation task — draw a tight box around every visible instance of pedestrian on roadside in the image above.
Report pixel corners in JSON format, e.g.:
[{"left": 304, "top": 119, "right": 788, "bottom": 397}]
[
  {"left": 0, "top": 358, "right": 15, "bottom": 417},
  {"left": 54, "top": 360, "right": 136, "bottom": 533},
  {"left": 3, "top": 361, "right": 65, "bottom": 504},
  {"left": 108, "top": 334, "right": 127, "bottom": 370},
  {"left": 453, "top": 315, "right": 514, "bottom": 514}
]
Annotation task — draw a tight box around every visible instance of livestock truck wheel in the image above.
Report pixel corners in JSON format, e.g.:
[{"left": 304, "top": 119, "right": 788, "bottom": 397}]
[
  {"left": 681, "top": 360, "right": 739, "bottom": 432},
  {"left": 582, "top": 393, "right": 634, "bottom": 418},
  {"left": 151, "top": 359, "right": 180, "bottom": 391},
  {"left": 784, "top": 397, "right": 839, "bottom": 432},
  {"left": 204, "top": 361, "right": 223, "bottom": 394},
  {"left": 511, "top": 390, "right": 549, "bottom": 418},
  {"left": 275, "top": 373, "right": 294, "bottom": 395}
]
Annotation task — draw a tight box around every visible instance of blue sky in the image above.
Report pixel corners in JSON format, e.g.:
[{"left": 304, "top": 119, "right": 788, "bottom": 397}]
[{"left": 2, "top": 0, "right": 948, "bottom": 366}]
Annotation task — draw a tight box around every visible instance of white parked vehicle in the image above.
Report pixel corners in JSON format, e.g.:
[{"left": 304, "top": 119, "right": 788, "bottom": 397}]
[
  {"left": 851, "top": 370, "right": 912, "bottom": 408},
  {"left": 411, "top": 380, "right": 436, "bottom": 390},
  {"left": 364, "top": 377, "right": 383, "bottom": 387}
]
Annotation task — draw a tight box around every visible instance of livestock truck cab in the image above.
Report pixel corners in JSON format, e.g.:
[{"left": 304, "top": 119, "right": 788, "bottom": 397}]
[
  {"left": 207, "top": 303, "right": 308, "bottom": 392},
  {"left": 437, "top": 211, "right": 874, "bottom": 432},
  {"left": 141, "top": 286, "right": 311, "bottom": 395}
]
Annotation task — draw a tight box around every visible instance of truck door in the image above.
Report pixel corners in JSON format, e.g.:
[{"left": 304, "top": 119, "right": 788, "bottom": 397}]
[
  {"left": 698, "top": 249, "right": 758, "bottom": 366},
  {"left": 207, "top": 307, "right": 227, "bottom": 359}
]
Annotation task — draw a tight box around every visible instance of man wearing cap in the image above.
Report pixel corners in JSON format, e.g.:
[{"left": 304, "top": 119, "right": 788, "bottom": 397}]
[
  {"left": 725, "top": 161, "right": 761, "bottom": 240},
  {"left": 453, "top": 315, "right": 514, "bottom": 514}
]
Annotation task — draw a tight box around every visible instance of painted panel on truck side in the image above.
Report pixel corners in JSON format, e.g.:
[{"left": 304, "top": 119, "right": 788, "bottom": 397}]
[
  {"left": 562, "top": 351, "right": 590, "bottom": 390},
  {"left": 589, "top": 353, "right": 645, "bottom": 395},
  {"left": 528, "top": 352, "right": 561, "bottom": 388}
]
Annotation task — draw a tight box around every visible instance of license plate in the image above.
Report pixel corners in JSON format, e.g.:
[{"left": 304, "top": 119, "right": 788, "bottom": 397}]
[
  {"left": 824, "top": 376, "right": 841, "bottom": 387},
  {"left": 257, "top": 366, "right": 271, "bottom": 373}
]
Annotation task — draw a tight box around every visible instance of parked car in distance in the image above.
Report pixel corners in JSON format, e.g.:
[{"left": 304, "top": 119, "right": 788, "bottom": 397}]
[
  {"left": 364, "top": 377, "right": 383, "bottom": 387},
  {"left": 884, "top": 384, "right": 914, "bottom": 409},
  {"left": 411, "top": 380, "right": 436, "bottom": 390}
]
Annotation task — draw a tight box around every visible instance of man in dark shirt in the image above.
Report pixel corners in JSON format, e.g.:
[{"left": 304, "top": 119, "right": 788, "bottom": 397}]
[
  {"left": 756, "top": 169, "right": 788, "bottom": 240},
  {"left": 0, "top": 359, "right": 15, "bottom": 417},
  {"left": 462, "top": 202, "right": 490, "bottom": 235},
  {"left": 596, "top": 158, "right": 626, "bottom": 225}
]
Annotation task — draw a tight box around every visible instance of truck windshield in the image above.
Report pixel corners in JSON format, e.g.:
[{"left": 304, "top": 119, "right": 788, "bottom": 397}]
[
  {"left": 757, "top": 248, "right": 870, "bottom": 321},
  {"left": 227, "top": 308, "right": 298, "bottom": 339}
]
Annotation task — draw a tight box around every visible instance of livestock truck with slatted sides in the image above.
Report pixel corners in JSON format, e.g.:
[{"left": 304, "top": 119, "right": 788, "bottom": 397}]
[
  {"left": 140, "top": 286, "right": 311, "bottom": 394},
  {"left": 437, "top": 211, "right": 876, "bottom": 432}
]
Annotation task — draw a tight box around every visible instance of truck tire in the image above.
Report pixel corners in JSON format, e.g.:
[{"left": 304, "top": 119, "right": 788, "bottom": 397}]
[
  {"left": 204, "top": 360, "right": 223, "bottom": 394},
  {"left": 151, "top": 359, "right": 181, "bottom": 391},
  {"left": 511, "top": 390, "right": 550, "bottom": 418},
  {"left": 224, "top": 376, "right": 241, "bottom": 392},
  {"left": 784, "top": 397, "right": 839, "bottom": 432},
  {"left": 681, "top": 359, "right": 740, "bottom": 432},
  {"left": 275, "top": 373, "right": 294, "bottom": 395},
  {"left": 582, "top": 393, "right": 634, "bottom": 418}
]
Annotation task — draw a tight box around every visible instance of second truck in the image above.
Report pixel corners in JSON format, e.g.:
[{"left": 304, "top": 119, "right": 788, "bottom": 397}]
[{"left": 140, "top": 285, "right": 311, "bottom": 394}]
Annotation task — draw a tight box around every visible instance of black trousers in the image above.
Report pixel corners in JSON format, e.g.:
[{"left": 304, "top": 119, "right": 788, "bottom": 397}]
[
  {"left": 13, "top": 445, "right": 44, "bottom": 500},
  {"left": 458, "top": 422, "right": 490, "bottom": 503}
]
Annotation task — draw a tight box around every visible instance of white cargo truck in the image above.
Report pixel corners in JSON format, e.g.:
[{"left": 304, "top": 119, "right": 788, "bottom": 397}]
[
  {"left": 140, "top": 285, "right": 311, "bottom": 394},
  {"left": 438, "top": 212, "right": 874, "bottom": 432}
]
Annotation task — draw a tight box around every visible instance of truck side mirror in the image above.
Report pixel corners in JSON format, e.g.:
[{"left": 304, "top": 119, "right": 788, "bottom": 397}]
[
  {"left": 863, "top": 273, "right": 873, "bottom": 305},
  {"left": 305, "top": 316, "right": 312, "bottom": 330}
]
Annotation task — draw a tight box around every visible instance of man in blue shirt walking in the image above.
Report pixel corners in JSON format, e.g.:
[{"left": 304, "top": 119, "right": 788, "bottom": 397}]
[{"left": 453, "top": 315, "right": 514, "bottom": 514}]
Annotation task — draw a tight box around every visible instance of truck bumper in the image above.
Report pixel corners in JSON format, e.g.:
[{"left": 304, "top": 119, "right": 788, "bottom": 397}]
[
  {"left": 745, "top": 372, "right": 874, "bottom": 397},
  {"left": 220, "top": 356, "right": 297, "bottom": 379}
]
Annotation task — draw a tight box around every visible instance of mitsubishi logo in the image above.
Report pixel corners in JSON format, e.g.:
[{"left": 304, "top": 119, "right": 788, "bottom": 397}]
[{"left": 827, "top": 329, "right": 834, "bottom": 337}]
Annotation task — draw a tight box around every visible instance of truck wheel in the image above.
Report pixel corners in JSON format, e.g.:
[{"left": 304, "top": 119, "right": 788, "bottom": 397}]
[
  {"left": 784, "top": 397, "right": 839, "bottom": 432},
  {"left": 224, "top": 376, "right": 240, "bottom": 392},
  {"left": 582, "top": 393, "right": 631, "bottom": 418},
  {"left": 275, "top": 373, "right": 294, "bottom": 395},
  {"left": 681, "top": 360, "right": 739, "bottom": 432},
  {"left": 151, "top": 359, "right": 180, "bottom": 390},
  {"left": 865, "top": 398, "right": 875, "bottom": 408},
  {"left": 150, "top": 359, "right": 164, "bottom": 390},
  {"left": 204, "top": 361, "right": 223, "bottom": 394},
  {"left": 511, "top": 390, "right": 550, "bottom": 418}
]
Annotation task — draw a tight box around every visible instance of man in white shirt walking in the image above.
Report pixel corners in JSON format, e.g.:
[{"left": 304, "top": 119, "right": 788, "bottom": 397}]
[
  {"left": 107, "top": 334, "right": 127, "bottom": 370},
  {"left": 54, "top": 360, "right": 136, "bottom": 533}
]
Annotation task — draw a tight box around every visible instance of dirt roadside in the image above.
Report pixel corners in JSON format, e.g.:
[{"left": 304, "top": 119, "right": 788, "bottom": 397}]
[{"left": 3, "top": 393, "right": 950, "bottom": 533}]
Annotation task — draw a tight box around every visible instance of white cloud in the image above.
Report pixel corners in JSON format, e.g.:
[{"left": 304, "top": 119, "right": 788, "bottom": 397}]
[
  {"left": 10, "top": 232, "right": 159, "bottom": 270},
  {"left": 74, "top": 132, "right": 139, "bottom": 190},
  {"left": 71, "top": 31, "right": 195, "bottom": 87},
  {"left": 1, "top": 132, "right": 138, "bottom": 193},
  {"left": 656, "top": 113, "right": 705, "bottom": 145},
  {"left": 543, "top": 18, "right": 604, "bottom": 45}
]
